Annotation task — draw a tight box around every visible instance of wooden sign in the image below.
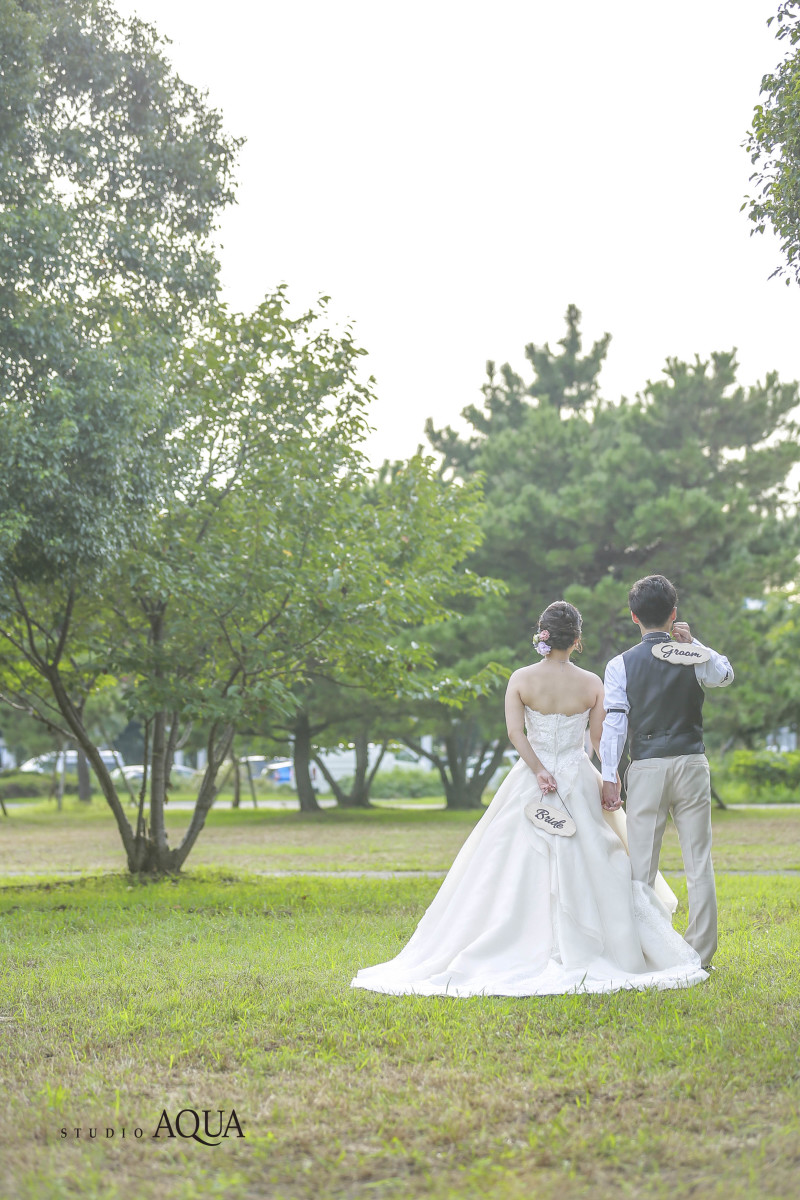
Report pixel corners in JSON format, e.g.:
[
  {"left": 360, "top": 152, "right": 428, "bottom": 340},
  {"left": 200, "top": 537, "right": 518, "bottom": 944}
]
[
  {"left": 651, "top": 641, "right": 711, "bottom": 665},
  {"left": 524, "top": 799, "right": 576, "bottom": 837}
]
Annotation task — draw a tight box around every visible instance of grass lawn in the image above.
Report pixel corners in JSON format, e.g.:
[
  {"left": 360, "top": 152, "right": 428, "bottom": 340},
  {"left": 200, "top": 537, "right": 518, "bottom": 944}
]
[
  {"left": 0, "top": 806, "right": 799, "bottom": 1198},
  {"left": 1, "top": 873, "right": 799, "bottom": 1200},
  {"left": 2, "top": 797, "right": 799, "bottom": 877}
]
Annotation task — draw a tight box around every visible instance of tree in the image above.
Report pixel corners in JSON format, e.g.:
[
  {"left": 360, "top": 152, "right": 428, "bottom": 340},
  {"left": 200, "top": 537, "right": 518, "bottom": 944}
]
[
  {"left": 0, "top": 703, "right": 59, "bottom": 767},
  {"left": 0, "top": 0, "right": 240, "bottom": 580},
  {"left": 711, "top": 589, "right": 800, "bottom": 751},
  {"left": 426, "top": 303, "right": 610, "bottom": 474},
  {"left": 0, "top": 293, "right": 496, "bottom": 868},
  {"left": 0, "top": 292, "right": 364, "bottom": 868},
  {"left": 0, "top": 0, "right": 242, "bottom": 866},
  {"left": 413, "top": 309, "right": 611, "bottom": 807},
  {"left": 246, "top": 458, "right": 497, "bottom": 811},
  {"left": 745, "top": 2, "right": 800, "bottom": 284},
  {"left": 418, "top": 309, "right": 800, "bottom": 796}
]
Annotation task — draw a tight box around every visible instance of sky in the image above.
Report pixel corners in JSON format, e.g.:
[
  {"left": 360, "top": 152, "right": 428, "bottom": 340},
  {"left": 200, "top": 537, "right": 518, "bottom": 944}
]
[{"left": 114, "top": 0, "right": 800, "bottom": 464}]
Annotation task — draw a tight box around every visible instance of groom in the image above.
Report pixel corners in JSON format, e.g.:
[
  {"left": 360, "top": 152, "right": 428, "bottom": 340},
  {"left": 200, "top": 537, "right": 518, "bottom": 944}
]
[{"left": 599, "top": 575, "right": 734, "bottom": 969}]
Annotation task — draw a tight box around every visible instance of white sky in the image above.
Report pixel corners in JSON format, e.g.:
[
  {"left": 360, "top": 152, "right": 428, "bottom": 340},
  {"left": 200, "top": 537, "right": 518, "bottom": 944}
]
[{"left": 115, "top": 0, "right": 800, "bottom": 464}]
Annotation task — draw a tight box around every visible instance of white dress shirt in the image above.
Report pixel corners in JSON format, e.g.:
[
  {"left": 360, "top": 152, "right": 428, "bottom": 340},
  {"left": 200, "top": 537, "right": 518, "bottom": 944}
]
[{"left": 599, "top": 639, "right": 734, "bottom": 782}]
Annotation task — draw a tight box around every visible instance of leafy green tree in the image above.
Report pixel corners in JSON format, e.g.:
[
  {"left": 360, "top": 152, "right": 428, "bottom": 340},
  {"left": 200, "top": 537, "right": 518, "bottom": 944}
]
[
  {"left": 249, "top": 460, "right": 496, "bottom": 811},
  {"left": 412, "top": 309, "right": 610, "bottom": 806},
  {"left": 722, "top": 589, "right": 800, "bottom": 751},
  {"left": 0, "top": 703, "right": 59, "bottom": 767},
  {"left": 0, "top": 294, "right": 495, "bottom": 865},
  {"left": 418, "top": 310, "right": 800, "bottom": 800},
  {"left": 745, "top": 2, "right": 800, "bottom": 283},
  {"left": 1, "top": 292, "right": 374, "bottom": 870},
  {"left": 0, "top": 0, "right": 240, "bottom": 578},
  {"left": 427, "top": 303, "right": 610, "bottom": 473}
]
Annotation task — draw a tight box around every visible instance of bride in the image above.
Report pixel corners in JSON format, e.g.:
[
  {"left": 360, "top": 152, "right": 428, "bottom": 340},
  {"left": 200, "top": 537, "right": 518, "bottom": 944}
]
[{"left": 351, "top": 601, "right": 707, "bottom": 996}]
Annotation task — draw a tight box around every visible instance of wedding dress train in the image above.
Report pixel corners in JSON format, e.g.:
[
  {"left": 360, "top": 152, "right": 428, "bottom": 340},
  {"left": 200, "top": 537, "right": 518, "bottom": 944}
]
[{"left": 351, "top": 709, "right": 707, "bottom": 996}]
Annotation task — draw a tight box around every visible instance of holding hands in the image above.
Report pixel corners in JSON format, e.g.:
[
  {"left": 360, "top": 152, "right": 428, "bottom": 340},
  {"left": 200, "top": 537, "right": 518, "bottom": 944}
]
[{"left": 602, "top": 778, "right": 623, "bottom": 812}]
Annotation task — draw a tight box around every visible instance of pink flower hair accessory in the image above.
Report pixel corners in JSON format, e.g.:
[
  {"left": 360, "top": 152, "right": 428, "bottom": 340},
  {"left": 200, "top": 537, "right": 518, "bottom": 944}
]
[{"left": 532, "top": 629, "right": 551, "bottom": 656}]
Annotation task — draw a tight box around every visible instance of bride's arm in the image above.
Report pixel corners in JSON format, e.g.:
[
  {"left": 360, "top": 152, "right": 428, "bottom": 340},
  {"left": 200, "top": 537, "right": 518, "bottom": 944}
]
[
  {"left": 504, "top": 673, "right": 557, "bottom": 793},
  {"left": 588, "top": 678, "right": 605, "bottom": 758}
]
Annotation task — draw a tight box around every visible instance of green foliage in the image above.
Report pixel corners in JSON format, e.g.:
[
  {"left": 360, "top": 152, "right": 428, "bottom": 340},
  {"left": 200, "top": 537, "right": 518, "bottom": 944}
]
[
  {"left": 727, "top": 748, "right": 800, "bottom": 798},
  {"left": 420, "top": 308, "right": 800, "bottom": 766},
  {"left": 0, "top": 0, "right": 245, "bottom": 858},
  {"left": 246, "top": 450, "right": 497, "bottom": 811},
  {"left": 0, "top": 0, "right": 240, "bottom": 580},
  {"left": 0, "top": 770, "right": 78, "bottom": 800},
  {"left": 0, "top": 3, "right": 490, "bottom": 864},
  {"left": 351, "top": 767, "right": 445, "bottom": 799},
  {"left": 0, "top": 703, "right": 60, "bottom": 764},
  {"left": 745, "top": 2, "right": 800, "bottom": 284},
  {"left": 701, "top": 589, "right": 800, "bottom": 750},
  {"left": 0, "top": 288, "right": 492, "bottom": 860}
]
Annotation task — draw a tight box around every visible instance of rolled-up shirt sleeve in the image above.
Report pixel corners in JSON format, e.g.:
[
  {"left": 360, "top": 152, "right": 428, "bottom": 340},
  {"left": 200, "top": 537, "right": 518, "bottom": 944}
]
[
  {"left": 693, "top": 639, "right": 734, "bottom": 688},
  {"left": 600, "top": 654, "right": 629, "bottom": 782}
]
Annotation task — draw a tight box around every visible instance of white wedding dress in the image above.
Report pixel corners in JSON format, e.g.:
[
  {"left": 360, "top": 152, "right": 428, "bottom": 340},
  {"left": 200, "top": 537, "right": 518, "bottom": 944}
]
[{"left": 351, "top": 708, "right": 707, "bottom": 996}]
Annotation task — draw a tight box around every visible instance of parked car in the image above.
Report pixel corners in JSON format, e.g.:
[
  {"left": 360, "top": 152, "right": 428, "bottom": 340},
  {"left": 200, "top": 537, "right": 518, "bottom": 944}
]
[
  {"left": 109, "top": 764, "right": 198, "bottom": 785},
  {"left": 240, "top": 757, "right": 294, "bottom": 786},
  {"left": 19, "top": 749, "right": 120, "bottom": 774}
]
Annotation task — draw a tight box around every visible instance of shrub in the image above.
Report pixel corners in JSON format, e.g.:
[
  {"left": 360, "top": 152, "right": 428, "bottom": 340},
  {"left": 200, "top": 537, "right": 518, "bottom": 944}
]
[
  {"left": 0, "top": 771, "right": 80, "bottom": 800},
  {"left": 726, "top": 750, "right": 800, "bottom": 801},
  {"left": 339, "top": 768, "right": 445, "bottom": 800}
]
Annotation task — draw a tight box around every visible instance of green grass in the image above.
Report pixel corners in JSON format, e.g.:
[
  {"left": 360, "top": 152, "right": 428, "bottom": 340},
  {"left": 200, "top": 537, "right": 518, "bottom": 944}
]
[
  {"left": 2, "top": 798, "right": 800, "bottom": 877},
  {"left": 0, "top": 870, "right": 798, "bottom": 1199}
]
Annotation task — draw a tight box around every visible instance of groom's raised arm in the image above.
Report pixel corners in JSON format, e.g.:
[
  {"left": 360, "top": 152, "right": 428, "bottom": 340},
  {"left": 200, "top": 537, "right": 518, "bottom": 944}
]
[
  {"left": 600, "top": 654, "right": 629, "bottom": 791},
  {"left": 693, "top": 640, "right": 734, "bottom": 688}
]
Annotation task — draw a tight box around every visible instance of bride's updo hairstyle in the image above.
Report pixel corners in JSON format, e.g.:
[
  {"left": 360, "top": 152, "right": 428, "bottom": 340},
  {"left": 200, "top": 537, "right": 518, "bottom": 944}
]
[{"left": 536, "top": 600, "right": 582, "bottom": 650}]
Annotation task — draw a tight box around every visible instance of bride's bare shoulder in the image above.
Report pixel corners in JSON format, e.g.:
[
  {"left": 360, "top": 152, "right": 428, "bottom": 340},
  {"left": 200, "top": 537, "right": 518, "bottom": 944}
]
[
  {"left": 507, "top": 663, "right": 538, "bottom": 686},
  {"left": 573, "top": 665, "right": 604, "bottom": 693}
]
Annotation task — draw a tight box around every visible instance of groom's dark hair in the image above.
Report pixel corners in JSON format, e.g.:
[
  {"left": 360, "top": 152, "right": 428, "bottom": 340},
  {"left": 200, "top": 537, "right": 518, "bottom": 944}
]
[{"left": 628, "top": 575, "right": 678, "bottom": 627}]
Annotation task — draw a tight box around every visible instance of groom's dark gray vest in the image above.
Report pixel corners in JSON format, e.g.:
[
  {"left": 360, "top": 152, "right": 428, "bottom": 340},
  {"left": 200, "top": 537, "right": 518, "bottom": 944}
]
[{"left": 623, "top": 633, "right": 705, "bottom": 761}]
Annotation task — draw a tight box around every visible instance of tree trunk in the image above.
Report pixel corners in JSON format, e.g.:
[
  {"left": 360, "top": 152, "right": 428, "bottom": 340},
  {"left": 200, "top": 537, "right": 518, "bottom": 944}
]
[
  {"left": 350, "top": 731, "right": 370, "bottom": 806},
  {"left": 76, "top": 748, "right": 93, "bottom": 803},
  {"left": 149, "top": 708, "right": 170, "bottom": 854},
  {"left": 55, "top": 757, "right": 65, "bottom": 811},
  {"left": 313, "top": 753, "right": 347, "bottom": 805},
  {"left": 244, "top": 755, "right": 258, "bottom": 808},
  {"left": 48, "top": 745, "right": 64, "bottom": 812},
  {"left": 172, "top": 722, "right": 235, "bottom": 870},
  {"left": 232, "top": 744, "right": 241, "bottom": 809},
  {"left": 464, "top": 740, "right": 507, "bottom": 807},
  {"left": 711, "top": 783, "right": 727, "bottom": 811},
  {"left": 293, "top": 710, "right": 320, "bottom": 812},
  {"left": 403, "top": 729, "right": 505, "bottom": 809},
  {"left": 314, "top": 735, "right": 387, "bottom": 807},
  {"left": 42, "top": 650, "right": 231, "bottom": 875}
]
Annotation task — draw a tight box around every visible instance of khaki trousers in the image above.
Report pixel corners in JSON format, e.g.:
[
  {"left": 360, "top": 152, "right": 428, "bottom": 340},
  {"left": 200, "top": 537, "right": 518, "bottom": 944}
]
[{"left": 625, "top": 753, "right": 717, "bottom": 966}]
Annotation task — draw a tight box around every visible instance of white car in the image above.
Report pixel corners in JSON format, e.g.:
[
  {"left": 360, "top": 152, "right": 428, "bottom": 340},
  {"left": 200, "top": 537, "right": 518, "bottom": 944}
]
[
  {"left": 19, "top": 749, "right": 120, "bottom": 774},
  {"left": 109, "top": 764, "right": 198, "bottom": 785}
]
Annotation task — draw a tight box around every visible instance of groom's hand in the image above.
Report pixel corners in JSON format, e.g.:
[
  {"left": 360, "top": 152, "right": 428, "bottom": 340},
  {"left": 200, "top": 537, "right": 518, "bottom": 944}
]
[
  {"left": 602, "top": 780, "right": 622, "bottom": 811},
  {"left": 672, "top": 621, "right": 692, "bottom": 643}
]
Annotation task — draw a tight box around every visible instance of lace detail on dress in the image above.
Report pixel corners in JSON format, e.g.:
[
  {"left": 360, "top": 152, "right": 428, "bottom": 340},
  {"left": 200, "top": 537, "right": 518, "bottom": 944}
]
[
  {"left": 631, "top": 882, "right": 700, "bottom": 970},
  {"left": 524, "top": 707, "right": 589, "bottom": 802}
]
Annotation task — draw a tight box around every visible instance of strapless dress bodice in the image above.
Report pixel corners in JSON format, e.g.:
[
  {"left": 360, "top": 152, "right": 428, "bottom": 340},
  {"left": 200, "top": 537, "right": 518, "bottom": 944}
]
[{"left": 524, "top": 707, "right": 589, "bottom": 796}]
